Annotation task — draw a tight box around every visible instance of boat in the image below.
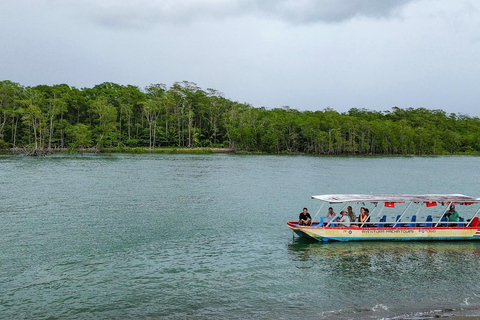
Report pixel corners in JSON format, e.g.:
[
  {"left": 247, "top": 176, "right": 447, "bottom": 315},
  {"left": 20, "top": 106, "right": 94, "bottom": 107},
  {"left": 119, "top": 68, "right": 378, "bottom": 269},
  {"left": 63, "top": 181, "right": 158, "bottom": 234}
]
[{"left": 287, "top": 194, "right": 480, "bottom": 241}]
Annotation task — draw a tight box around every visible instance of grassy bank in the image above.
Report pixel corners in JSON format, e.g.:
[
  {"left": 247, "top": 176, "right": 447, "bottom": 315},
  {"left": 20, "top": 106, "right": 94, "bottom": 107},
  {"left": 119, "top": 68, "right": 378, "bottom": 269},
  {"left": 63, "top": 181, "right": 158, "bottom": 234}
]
[
  {"left": 0, "top": 147, "right": 238, "bottom": 155},
  {"left": 1, "top": 147, "right": 480, "bottom": 156}
]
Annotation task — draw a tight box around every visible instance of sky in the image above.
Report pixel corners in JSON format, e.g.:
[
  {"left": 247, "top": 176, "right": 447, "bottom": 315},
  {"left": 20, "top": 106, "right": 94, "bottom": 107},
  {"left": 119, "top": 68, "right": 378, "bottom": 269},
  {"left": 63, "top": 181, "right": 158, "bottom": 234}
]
[{"left": 1, "top": 0, "right": 479, "bottom": 116}]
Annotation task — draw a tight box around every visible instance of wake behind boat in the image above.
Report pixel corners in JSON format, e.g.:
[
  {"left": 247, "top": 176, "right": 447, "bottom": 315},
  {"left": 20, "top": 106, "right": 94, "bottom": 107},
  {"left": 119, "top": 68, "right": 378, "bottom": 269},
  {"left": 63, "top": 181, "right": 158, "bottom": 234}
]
[{"left": 287, "top": 194, "right": 480, "bottom": 241}]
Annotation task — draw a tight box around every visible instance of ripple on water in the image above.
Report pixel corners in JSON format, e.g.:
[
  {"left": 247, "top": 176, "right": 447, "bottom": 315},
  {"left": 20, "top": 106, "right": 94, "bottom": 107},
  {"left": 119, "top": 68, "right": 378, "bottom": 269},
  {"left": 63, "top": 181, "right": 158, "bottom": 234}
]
[{"left": 3, "top": 154, "right": 480, "bottom": 319}]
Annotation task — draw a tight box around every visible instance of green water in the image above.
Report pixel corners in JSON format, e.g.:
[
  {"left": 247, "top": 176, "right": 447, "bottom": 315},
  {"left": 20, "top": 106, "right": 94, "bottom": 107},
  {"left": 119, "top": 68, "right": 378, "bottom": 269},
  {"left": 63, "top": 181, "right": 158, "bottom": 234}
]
[{"left": 1, "top": 154, "right": 480, "bottom": 319}]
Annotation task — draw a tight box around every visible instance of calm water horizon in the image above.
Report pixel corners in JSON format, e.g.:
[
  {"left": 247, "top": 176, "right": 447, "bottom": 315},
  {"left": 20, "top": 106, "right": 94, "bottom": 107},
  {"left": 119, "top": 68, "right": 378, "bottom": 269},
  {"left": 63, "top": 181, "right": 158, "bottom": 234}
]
[{"left": 1, "top": 153, "right": 480, "bottom": 319}]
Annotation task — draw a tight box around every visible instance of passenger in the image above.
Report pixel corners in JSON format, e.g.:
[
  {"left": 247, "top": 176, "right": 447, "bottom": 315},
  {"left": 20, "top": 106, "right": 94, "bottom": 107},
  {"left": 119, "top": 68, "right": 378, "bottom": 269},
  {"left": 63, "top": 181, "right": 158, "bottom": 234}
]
[
  {"left": 298, "top": 207, "right": 312, "bottom": 226},
  {"left": 446, "top": 204, "right": 460, "bottom": 227},
  {"left": 338, "top": 210, "right": 351, "bottom": 227},
  {"left": 358, "top": 207, "right": 371, "bottom": 227},
  {"left": 326, "top": 207, "right": 336, "bottom": 223},
  {"left": 347, "top": 206, "right": 356, "bottom": 224}
]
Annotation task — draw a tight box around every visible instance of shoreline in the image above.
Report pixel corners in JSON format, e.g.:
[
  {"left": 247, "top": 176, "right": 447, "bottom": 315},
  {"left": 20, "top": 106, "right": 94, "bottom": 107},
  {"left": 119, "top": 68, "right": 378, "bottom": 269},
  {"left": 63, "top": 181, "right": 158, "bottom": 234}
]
[
  {"left": 0, "top": 147, "right": 238, "bottom": 155},
  {"left": 1, "top": 147, "right": 480, "bottom": 156}
]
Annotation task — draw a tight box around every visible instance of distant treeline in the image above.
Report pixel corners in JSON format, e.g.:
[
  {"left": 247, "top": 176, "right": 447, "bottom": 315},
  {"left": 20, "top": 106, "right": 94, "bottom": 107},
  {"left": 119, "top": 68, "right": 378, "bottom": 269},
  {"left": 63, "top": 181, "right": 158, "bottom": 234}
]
[{"left": 1, "top": 80, "right": 479, "bottom": 155}]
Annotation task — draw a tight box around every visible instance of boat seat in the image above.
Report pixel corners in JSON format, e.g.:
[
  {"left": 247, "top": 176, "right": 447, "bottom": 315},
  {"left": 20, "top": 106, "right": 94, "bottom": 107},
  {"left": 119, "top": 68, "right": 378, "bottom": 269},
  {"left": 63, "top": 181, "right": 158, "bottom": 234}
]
[
  {"left": 407, "top": 215, "right": 417, "bottom": 228},
  {"left": 423, "top": 215, "right": 433, "bottom": 227},
  {"left": 440, "top": 216, "right": 448, "bottom": 227},
  {"left": 376, "top": 215, "right": 386, "bottom": 227},
  {"left": 328, "top": 217, "right": 337, "bottom": 227},
  {"left": 470, "top": 217, "right": 479, "bottom": 227},
  {"left": 457, "top": 217, "right": 464, "bottom": 227},
  {"left": 393, "top": 215, "right": 401, "bottom": 227},
  {"left": 385, "top": 215, "right": 401, "bottom": 227}
]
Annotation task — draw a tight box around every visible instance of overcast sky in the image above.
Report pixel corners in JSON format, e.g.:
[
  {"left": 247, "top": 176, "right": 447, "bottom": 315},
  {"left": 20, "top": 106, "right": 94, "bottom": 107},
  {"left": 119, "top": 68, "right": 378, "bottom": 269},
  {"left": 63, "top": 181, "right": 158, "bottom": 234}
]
[{"left": 1, "top": 0, "right": 479, "bottom": 116}]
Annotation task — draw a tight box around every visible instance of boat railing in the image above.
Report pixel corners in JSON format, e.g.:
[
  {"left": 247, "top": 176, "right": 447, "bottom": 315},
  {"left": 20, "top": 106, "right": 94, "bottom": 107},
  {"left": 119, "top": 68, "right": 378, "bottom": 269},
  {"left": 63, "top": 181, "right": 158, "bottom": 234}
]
[{"left": 324, "top": 219, "right": 470, "bottom": 228}]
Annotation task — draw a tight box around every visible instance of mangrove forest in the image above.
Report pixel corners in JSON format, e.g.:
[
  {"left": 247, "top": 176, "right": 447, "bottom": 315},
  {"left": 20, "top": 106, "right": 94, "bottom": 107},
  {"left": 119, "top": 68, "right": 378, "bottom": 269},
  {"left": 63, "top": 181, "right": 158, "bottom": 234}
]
[{"left": 1, "top": 80, "right": 479, "bottom": 155}]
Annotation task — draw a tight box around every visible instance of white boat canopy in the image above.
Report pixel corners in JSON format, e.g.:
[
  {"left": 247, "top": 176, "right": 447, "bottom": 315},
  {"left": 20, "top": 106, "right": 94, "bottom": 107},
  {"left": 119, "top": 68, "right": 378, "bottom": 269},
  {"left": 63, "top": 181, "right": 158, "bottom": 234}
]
[{"left": 311, "top": 194, "right": 480, "bottom": 203}]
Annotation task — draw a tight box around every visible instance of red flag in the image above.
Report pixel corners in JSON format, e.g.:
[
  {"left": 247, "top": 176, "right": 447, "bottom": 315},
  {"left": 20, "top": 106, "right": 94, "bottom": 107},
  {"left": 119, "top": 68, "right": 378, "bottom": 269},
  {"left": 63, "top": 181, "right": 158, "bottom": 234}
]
[
  {"left": 385, "top": 202, "right": 395, "bottom": 208},
  {"left": 426, "top": 202, "right": 437, "bottom": 207}
]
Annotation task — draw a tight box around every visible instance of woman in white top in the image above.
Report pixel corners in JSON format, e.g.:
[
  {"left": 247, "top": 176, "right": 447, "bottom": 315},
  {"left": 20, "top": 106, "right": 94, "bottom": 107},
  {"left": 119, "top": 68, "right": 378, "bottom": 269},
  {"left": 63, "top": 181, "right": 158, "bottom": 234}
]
[{"left": 326, "top": 207, "right": 336, "bottom": 223}]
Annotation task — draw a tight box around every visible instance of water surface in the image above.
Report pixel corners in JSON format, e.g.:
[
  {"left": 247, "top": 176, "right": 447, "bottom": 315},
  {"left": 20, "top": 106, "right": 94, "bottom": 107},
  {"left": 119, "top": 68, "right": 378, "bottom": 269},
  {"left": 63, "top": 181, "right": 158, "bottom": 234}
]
[{"left": 1, "top": 154, "right": 480, "bottom": 319}]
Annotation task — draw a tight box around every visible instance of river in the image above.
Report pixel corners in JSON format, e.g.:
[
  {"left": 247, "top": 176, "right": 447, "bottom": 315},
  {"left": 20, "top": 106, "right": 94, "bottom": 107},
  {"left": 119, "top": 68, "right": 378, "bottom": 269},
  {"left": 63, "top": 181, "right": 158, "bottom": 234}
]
[{"left": 1, "top": 153, "right": 480, "bottom": 319}]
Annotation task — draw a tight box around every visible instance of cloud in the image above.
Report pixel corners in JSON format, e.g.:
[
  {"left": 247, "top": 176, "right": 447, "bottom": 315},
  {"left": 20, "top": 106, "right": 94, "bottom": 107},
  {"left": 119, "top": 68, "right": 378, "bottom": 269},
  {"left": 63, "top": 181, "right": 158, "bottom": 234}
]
[
  {"left": 256, "top": 0, "right": 415, "bottom": 24},
  {"left": 72, "top": 0, "right": 246, "bottom": 30},
  {"left": 73, "top": 0, "right": 416, "bottom": 29}
]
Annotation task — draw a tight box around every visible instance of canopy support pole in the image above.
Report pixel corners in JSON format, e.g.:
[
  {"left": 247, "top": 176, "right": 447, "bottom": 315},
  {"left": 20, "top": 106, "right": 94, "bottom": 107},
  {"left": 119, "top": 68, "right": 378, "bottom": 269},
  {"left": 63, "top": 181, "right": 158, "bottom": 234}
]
[
  {"left": 311, "top": 202, "right": 326, "bottom": 225},
  {"left": 411, "top": 203, "right": 422, "bottom": 226},
  {"left": 373, "top": 204, "right": 385, "bottom": 227},
  {"left": 393, "top": 201, "right": 413, "bottom": 228},
  {"left": 466, "top": 205, "right": 480, "bottom": 227},
  {"left": 376, "top": 204, "right": 385, "bottom": 217},
  {"left": 361, "top": 203, "right": 377, "bottom": 228},
  {"left": 325, "top": 203, "right": 348, "bottom": 227},
  {"left": 435, "top": 201, "right": 452, "bottom": 227}
]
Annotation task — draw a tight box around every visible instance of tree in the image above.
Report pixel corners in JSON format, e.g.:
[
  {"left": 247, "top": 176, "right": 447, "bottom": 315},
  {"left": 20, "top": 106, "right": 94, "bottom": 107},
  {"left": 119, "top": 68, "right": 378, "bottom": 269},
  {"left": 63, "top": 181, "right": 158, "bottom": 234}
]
[
  {"left": 19, "top": 88, "right": 46, "bottom": 150},
  {"left": 2, "top": 79, "right": 480, "bottom": 155},
  {"left": 68, "top": 123, "right": 92, "bottom": 150},
  {"left": 45, "top": 97, "right": 67, "bottom": 150},
  {"left": 89, "top": 97, "right": 118, "bottom": 148},
  {"left": 0, "top": 81, "right": 23, "bottom": 146},
  {"left": 144, "top": 84, "right": 167, "bottom": 149}
]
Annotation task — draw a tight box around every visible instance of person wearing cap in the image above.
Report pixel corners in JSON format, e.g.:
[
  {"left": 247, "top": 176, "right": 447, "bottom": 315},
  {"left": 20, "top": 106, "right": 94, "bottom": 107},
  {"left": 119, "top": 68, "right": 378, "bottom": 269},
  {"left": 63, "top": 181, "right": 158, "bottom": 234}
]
[
  {"left": 338, "top": 210, "right": 351, "bottom": 227},
  {"left": 299, "top": 207, "right": 312, "bottom": 226},
  {"left": 446, "top": 204, "right": 460, "bottom": 227}
]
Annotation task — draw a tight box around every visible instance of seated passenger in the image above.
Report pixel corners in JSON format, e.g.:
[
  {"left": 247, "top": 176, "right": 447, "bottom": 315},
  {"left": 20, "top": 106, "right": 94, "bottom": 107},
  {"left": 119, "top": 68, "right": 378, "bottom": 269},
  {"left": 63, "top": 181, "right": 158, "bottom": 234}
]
[
  {"left": 338, "top": 210, "right": 351, "bottom": 227},
  {"left": 299, "top": 207, "right": 312, "bottom": 226},
  {"left": 446, "top": 204, "right": 460, "bottom": 227},
  {"left": 358, "top": 207, "right": 370, "bottom": 227},
  {"left": 326, "top": 207, "right": 336, "bottom": 223},
  {"left": 347, "top": 206, "right": 356, "bottom": 224}
]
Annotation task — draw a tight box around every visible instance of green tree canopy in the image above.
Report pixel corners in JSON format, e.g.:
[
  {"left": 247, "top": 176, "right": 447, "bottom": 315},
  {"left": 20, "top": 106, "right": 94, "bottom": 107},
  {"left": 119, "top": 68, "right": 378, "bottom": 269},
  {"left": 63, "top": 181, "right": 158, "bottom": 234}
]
[{"left": 1, "top": 80, "right": 479, "bottom": 155}]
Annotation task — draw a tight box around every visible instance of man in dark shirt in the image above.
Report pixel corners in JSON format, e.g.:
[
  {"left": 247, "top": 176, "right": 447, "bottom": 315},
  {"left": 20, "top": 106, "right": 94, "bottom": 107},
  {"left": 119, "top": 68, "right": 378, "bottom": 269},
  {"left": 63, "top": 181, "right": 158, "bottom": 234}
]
[{"left": 299, "top": 207, "right": 312, "bottom": 226}]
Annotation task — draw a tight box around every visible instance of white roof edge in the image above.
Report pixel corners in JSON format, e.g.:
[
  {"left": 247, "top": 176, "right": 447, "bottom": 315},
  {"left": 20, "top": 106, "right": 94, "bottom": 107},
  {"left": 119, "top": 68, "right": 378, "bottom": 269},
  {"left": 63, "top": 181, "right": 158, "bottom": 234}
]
[{"left": 311, "top": 194, "right": 480, "bottom": 203}]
